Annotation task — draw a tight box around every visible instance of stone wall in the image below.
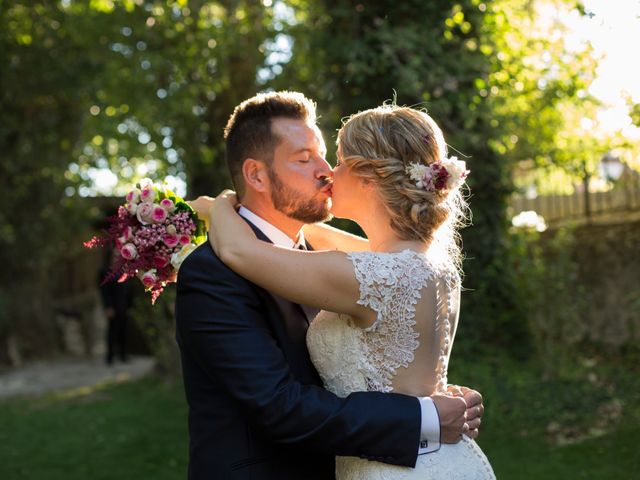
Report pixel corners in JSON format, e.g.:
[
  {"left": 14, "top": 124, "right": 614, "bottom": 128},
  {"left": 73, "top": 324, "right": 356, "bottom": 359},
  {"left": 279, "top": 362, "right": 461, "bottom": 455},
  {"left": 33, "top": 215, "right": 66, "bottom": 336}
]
[{"left": 572, "top": 216, "right": 640, "bottom": 346}]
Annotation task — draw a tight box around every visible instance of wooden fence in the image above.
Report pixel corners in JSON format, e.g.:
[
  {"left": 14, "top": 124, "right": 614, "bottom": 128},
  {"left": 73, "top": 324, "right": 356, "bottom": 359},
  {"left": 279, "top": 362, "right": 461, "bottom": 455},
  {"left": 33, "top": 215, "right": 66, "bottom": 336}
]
[{"left": 510, "top": 178, "right": 640, "bottom": 224}]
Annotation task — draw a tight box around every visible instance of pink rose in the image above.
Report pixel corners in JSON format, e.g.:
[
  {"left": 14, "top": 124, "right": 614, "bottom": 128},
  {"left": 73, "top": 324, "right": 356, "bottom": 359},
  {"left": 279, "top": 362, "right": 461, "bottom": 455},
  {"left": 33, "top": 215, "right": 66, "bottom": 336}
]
[
  {"left": 120, "top": 243, "right": 138, "bottom": 260},
  {"left": 116, "top": 235, "right": 127, "bottom": 248},
  {"left": 178, "top": 234, "right": 190, "bottom": 246},
  {"left": 140, "top": 270, "right": 158, "bottom": 288},
  {"left": 160, "top": 198, "right": 176, "bottom": 212},
  {"left": 153, "top": 255, "right": 169, "bottom": 269},
  {"left": 125, "top": 189, "right": 141, "bottom": 204},
  {"left": 163, "top": 234, "right": 179, "bottom": 248},
  {"left": 136, "top": 203, "right": 154, "bottom": 225},
  {"left": 152, "top": 206, "right": 168, "bottom": 223},
  {"left": 140, "top": 186, "right": 155, "bottom": 203}
]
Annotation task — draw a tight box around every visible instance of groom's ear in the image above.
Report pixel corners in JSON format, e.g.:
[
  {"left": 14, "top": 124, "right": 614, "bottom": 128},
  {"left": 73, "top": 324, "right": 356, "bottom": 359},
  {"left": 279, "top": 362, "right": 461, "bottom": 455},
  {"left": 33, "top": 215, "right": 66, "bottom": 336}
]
[{"left": 242, "top": 158, "right": 270, "bottom": 193}]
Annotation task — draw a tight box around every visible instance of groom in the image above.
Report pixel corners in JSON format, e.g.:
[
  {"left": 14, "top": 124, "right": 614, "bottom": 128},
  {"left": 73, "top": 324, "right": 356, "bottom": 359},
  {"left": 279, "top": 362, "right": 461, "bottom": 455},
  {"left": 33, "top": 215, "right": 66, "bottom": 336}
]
[{"left": 175, "top": 91, "right": 483, "bottom": 480}]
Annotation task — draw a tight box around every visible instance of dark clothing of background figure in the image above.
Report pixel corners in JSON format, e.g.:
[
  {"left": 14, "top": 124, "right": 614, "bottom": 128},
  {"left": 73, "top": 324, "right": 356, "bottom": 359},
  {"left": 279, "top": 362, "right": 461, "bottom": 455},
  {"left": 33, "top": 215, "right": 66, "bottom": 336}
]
[
  {"left": 99, "top": 267, "right": 133, "bottom": 364},
  {"left": 175, "top": 220, "right": 421, "bottom": 480}
]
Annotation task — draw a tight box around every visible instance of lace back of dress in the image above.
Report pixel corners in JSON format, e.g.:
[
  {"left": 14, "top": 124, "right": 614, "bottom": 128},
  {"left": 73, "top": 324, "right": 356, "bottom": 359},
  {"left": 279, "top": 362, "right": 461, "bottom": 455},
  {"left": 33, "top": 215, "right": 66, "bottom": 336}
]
[{"left": 347, "top": 250, "right": 460, "bottom": 395}]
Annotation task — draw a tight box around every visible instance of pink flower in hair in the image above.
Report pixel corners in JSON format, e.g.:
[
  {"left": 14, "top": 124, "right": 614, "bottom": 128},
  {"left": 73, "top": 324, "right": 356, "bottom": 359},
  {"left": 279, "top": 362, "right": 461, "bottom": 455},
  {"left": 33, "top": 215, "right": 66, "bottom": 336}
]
[{"left": 406, "top": 156, "right": 469, "bottom": 192}]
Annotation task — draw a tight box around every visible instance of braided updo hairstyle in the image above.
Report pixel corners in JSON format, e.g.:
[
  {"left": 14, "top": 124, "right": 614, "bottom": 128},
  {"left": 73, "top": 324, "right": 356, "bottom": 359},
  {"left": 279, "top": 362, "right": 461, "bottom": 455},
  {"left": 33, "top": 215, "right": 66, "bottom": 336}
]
[{"left": 337, "top": 104, "right": 469, "bottom": 271}]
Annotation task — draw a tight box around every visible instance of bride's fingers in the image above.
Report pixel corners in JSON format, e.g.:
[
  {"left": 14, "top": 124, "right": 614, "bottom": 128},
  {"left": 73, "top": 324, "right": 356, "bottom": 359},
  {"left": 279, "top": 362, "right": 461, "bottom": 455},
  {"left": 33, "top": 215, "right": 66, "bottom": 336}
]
[
  {"left": 465, "top": 428, "right": 479, "bottom": 440},
  {"left": 187, "top": 196, "right": 216, "bottom": 221},
  {"left": 466, "top": 417, "right": 481, "bottom": 430},
  {"left": 214, "top": 189, "right": 239, "bottom": 206},
  {"left": 463, "top": 389, "right": 483, "bottom": 407},
  {"left": 466, "top": 403, "right": 484, "bottom": 421}
]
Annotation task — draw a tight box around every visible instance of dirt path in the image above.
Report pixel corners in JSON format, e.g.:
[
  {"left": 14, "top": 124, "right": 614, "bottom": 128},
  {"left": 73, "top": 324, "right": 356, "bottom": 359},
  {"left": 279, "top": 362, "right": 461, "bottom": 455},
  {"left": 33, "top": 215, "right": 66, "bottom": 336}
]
[{"left": 0, "top": 356, "right": 155, "bottom": 399}]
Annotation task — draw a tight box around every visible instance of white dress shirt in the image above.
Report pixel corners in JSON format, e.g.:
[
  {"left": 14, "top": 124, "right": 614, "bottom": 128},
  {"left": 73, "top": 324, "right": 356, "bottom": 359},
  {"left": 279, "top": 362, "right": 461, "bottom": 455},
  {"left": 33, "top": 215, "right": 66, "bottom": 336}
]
[
  {"left": 239, "top": 206, "right": 306, "bottom": 249},
  {"left": 238, "top": 206, "right": 441, "bottom": 454}
]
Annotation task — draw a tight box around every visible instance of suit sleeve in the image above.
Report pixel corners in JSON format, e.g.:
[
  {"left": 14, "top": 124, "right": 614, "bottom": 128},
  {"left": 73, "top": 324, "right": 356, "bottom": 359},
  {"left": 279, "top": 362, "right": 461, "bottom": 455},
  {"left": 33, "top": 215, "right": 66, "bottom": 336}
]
[{"left": 175, "top": 245, "right": 421, "bottom": 467}]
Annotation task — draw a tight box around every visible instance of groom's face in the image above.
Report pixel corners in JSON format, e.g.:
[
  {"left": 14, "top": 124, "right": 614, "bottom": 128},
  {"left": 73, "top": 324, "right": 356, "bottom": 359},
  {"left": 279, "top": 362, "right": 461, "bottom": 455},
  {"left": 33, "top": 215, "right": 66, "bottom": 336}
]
[{"left": 266, "top": 118, "right": 333, "bottom": 223}]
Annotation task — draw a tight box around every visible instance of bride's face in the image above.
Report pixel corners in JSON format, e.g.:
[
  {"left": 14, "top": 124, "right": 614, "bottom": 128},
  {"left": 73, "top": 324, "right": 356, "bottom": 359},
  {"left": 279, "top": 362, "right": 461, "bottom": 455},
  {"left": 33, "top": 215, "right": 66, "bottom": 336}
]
[{"left": 329, "top": 147, "right": 369, "bottom": 220}]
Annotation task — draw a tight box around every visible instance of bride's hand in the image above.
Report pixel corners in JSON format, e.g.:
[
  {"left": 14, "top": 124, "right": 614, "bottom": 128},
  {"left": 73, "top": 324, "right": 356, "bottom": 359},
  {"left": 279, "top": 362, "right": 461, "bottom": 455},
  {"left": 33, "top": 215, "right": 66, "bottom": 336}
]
[
  {"left": 445, "top": 384, "right": 484, "bottom": 440},
  {"left": 213, "top": 189, "right": 238, "bottom": 207},
  {"left": 187, "top": 196, "right": 216, "bottom": 225},
  {"left": 209, "top": 190, "right": 250, "bottom": 258}
]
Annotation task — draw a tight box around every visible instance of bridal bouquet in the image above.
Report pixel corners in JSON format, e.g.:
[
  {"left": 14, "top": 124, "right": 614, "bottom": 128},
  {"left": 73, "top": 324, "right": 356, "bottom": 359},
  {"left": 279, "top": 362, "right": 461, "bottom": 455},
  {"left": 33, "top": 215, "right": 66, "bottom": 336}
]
[{"left": 85, "top": 179, "right": 207, "bottom": 303}]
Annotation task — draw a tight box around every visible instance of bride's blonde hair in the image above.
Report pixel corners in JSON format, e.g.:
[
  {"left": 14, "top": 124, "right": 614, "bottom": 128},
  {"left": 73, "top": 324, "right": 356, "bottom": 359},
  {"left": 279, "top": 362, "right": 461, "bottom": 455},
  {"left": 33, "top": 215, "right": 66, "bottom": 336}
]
[{"left": 337, "top": 104, "right": 469, "bottom": 271}]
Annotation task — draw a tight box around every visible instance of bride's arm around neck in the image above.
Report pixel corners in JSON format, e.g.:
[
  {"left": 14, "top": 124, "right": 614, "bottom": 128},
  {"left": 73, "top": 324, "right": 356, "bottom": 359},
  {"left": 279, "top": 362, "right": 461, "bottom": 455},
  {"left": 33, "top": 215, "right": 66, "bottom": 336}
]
[
  {"left": 302, "top": 222, "right": 370, "bottom": 252},
  {"left": 209, "top": 191, "right": 375, "bottom": 326}
]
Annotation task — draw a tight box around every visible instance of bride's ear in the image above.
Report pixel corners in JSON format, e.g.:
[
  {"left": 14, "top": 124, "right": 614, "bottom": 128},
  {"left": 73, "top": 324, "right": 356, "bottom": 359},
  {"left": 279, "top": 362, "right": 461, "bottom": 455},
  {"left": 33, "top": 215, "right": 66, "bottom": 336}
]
[
  {"left": 242, "top": 158, "right": 269, "bottom": 193},
  {"left": 359, "top": 176, "right": 376, "bottom": 193}
]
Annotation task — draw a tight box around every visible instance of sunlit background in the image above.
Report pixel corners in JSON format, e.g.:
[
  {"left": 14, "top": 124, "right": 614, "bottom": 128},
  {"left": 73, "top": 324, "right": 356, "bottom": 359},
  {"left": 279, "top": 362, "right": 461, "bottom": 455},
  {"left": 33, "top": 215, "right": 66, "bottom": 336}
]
[
  {"left": 2, "top": 2, "right": 640, "bottom": 478},
  {"left": 83, "top": 0, "right": 640, "bottom": 200}
]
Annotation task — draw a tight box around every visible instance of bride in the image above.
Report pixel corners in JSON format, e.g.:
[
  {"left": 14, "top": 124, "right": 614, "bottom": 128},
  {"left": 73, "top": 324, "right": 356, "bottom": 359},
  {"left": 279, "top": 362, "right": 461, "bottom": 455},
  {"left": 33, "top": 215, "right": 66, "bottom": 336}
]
[{"left": 205, "top": 104, "right": 495, "bottom": 479}]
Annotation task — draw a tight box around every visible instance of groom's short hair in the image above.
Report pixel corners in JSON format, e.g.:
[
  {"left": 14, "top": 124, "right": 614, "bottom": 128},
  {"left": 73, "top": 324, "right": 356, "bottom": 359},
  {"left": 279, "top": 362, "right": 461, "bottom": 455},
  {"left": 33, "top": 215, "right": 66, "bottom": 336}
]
[{"left": 224, "top": 91, "right": 317, "bottom": 197}]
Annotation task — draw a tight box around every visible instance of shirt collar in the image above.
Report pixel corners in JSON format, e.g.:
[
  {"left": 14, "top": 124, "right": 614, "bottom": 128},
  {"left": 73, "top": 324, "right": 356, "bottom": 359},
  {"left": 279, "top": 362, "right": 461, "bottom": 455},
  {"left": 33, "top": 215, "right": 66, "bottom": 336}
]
[{"left": 238, "top": 206, "right": 306, "bottom": 249}]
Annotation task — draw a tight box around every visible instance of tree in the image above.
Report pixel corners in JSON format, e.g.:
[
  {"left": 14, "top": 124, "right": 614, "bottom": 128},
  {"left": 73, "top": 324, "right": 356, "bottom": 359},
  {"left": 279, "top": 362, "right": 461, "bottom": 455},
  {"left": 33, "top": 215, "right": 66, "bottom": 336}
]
[
  {"left": 0, "top": 0, "right": 277, "bottom": 362},
  {"left": 1, "top": 1, "right": 105, "bottom": 360},
  {"left": 276, "top": 0, "right": 599, "bottom": 353}
]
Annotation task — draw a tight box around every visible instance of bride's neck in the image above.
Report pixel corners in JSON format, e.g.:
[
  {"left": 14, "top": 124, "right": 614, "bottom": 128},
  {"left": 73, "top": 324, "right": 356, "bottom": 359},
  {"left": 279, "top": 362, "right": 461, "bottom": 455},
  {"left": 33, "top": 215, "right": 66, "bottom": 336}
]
[{"left": 358, "top": 209, "right": 427, "bottom": 254}]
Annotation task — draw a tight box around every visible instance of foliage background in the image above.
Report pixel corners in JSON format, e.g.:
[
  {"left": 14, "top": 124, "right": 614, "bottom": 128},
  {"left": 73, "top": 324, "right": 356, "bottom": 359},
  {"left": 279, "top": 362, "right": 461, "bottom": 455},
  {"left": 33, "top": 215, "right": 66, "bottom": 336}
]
[
  {"left": 1, "top": 0, "right": 639, "bottom": 477},
  {"left": 3, "top": 0, "right": 618, "bottom": 359}
]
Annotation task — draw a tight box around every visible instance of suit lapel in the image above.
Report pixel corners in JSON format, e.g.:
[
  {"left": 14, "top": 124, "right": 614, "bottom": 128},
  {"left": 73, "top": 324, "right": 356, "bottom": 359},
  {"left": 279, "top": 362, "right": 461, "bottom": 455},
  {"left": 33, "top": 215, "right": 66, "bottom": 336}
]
[{"left": 243, "top": 218, "right": 319, "bottom": 324}]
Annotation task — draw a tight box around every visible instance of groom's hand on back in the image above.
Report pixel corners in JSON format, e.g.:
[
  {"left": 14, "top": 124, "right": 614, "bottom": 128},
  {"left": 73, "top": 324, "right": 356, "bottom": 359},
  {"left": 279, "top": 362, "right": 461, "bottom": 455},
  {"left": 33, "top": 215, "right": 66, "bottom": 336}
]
[{"left": 431, "top": 395, "right": 468, "bottom": 443}]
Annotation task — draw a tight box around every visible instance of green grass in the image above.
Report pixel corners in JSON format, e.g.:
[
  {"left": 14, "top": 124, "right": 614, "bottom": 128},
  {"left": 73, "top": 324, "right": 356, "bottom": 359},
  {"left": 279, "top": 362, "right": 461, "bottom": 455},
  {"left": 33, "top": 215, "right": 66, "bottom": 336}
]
[
  {"left": 1, "top": 351, "right": 639, "bottom": 480},
  {"left": 0, "top": 377, "right": 188, "bottom": 480},
  {"left": 451, "top": 349, "right": 640, "bottom": 479}
]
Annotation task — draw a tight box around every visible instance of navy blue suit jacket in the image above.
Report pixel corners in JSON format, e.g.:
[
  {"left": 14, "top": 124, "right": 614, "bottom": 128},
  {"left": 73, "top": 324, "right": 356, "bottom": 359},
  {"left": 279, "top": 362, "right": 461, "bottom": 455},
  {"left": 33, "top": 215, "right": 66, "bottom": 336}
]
[{"left": 175, "top": 222, "right": 421, "bottom": 479}]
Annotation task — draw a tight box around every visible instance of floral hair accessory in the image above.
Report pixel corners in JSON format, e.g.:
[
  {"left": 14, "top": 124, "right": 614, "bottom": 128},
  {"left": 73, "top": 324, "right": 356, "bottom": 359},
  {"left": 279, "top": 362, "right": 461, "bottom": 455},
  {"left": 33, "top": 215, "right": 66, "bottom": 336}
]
[{"left": 405, "top": 156, "right": 469, "bottom": 192}]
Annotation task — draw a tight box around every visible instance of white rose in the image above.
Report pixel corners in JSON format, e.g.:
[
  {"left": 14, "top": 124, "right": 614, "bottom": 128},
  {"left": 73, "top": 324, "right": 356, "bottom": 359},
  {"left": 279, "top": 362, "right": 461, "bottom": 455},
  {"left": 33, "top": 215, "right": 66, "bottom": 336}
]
[
  {"left": 125, "top": 202, "right": 138, "bottom": 215},
  {"left": 405, "top": 163, "right": 429, "bottom": 184},
  {"left": 137, "top": 177, "right": 154, "bottom": 189},
  {"left": 442, "top": 156, "right": 469, "bottom": 190},
  {"left": 125, "top": 189, "right": 141, "bottom": 204},
  {"left": 136, "top": 202, "right": 154, "bottom": 225}
]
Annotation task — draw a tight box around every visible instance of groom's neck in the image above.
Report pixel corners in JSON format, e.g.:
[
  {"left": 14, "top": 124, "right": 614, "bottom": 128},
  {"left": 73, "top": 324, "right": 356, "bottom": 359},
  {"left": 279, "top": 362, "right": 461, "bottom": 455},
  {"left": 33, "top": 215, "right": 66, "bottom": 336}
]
[{"left": 241, "top": 198, "right": 303, "bottom": 243}]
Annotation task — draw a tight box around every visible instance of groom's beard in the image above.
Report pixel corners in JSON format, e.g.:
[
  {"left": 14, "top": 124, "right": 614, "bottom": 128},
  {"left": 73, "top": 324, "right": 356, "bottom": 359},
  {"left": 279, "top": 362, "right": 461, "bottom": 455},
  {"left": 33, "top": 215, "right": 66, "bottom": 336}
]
[{"left": 268, "top": 168, "right": 331, "bottom": 224}]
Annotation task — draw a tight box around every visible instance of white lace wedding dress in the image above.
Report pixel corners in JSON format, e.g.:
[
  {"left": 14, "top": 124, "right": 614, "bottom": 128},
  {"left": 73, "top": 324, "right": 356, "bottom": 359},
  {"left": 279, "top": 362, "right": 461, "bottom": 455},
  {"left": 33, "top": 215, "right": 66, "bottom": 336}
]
[{"left": 306, "top": 250, "right": 495, "bottom": 479}]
